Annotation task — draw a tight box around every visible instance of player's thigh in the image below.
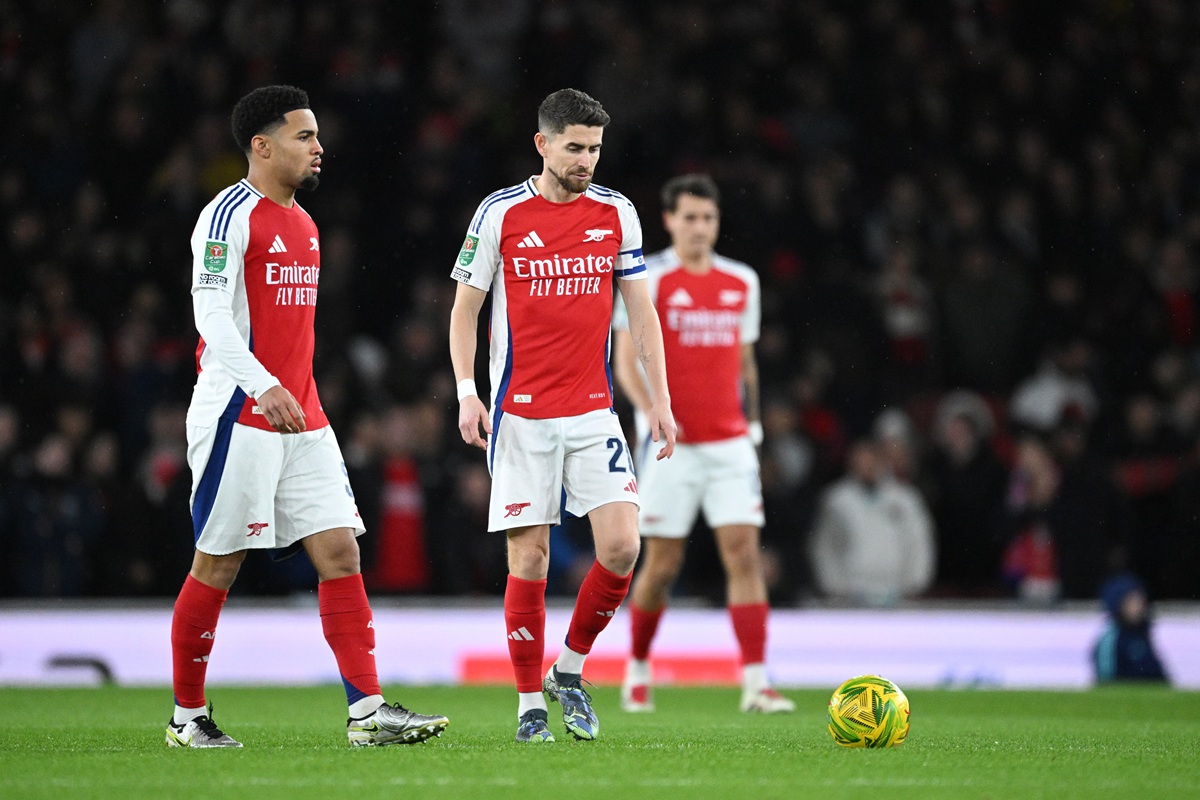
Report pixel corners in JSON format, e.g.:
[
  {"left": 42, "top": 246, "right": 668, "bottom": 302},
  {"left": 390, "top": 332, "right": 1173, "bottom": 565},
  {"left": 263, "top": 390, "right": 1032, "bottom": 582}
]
[
  {"left": 634, "top": 441, "right": 704, "bottom": 538},
  {"left": 487, "top": 413, "right": 565, "bottom": 531},
  {"left": 187, "top": 421, "right": 286, "bottom": 555},
  {"left": 561, "top": 409, "right": 640, "bottom": 518},
  {"left": 275, "top": 426, "right": 366, "bottom": 549},
  {"left": 700, "top": 437, "right": 765, "bottom": 529}
]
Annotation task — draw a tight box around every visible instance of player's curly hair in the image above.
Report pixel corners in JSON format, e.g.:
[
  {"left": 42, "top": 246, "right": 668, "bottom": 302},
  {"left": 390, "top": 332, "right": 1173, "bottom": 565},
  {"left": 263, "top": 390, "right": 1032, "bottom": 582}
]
[
  {"left": 231, "top": 85, "right": 310, "bottom": 153},
  {"left": 537, "top": 88, "right": 610, "bottom": 136},
  {"left": 661, "top": 174, "right": 721, "bottom": 212}
]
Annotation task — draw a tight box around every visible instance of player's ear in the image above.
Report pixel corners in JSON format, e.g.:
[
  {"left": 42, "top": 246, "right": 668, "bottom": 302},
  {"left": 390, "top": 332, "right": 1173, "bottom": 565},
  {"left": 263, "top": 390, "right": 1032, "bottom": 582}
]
[
  {"left": 251, "top": 133, "right": 271, "bottom": 160},
  {"left": 534, "top": 131, "right": 548, "bottom": 157}
]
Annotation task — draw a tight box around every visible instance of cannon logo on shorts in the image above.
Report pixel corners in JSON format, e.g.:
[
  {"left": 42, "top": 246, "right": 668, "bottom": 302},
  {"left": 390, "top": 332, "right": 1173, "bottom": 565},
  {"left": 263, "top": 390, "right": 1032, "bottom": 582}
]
[
  {"left": 246, "top": 522, "right": 270, "bottom": 536},
  {"left": 503, "top": 502, "right": 531, "bottom": 518}
]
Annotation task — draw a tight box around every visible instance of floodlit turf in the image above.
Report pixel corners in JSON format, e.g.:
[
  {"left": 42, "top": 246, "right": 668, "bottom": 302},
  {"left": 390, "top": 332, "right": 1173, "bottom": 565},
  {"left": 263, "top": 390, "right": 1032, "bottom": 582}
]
[{"left": 1, "top": 684, "right": 1197, "bottom": 799}]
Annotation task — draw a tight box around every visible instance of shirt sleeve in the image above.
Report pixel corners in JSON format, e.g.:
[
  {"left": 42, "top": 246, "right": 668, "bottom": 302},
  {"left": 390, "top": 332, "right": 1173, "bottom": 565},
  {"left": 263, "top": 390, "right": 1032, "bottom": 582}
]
[
  {"left": 189, "top": 205, "right": 279, "bottom": 399},
  {"left": 741, "top": 265, "right": 761, "bottom": 345},
  {"left": 614, "top": 195, "right": 646, "bottom": 281},
  {"left": 451, "top": 198, "right": 502, "bottom": 291}
]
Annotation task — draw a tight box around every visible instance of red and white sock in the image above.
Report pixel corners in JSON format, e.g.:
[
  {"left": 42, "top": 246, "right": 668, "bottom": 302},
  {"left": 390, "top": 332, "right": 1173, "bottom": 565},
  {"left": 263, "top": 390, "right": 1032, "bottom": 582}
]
[
  {"left": 629, "top": 602, "right": 665, "bottom": 661},
  {"left": 560, "top": 560, "right": 632, "bottom": 672},
  {"left": 171, "top": 575, "right": 227, "bottom": 723},
  {"left": 319, "top": 573, "right": 384, "bottom": 717},
  {"left": 730, "top": 602, "right": 769, "bottom": 691},
  {"left": 505, "top": 575, "right": 547, "bottom": 694}
]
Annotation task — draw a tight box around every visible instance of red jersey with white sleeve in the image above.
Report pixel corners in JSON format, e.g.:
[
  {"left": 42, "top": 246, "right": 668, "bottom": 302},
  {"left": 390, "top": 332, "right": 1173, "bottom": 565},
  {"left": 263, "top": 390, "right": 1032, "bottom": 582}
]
[
  {"left": 451, "top": 177, "right": 646, "bottom": 419},
  {"left": 614, "top": 248, "right": 760, "bottom": 443},
  {"left": 187, "top": 179, "right": 328, "bottom": 432}
]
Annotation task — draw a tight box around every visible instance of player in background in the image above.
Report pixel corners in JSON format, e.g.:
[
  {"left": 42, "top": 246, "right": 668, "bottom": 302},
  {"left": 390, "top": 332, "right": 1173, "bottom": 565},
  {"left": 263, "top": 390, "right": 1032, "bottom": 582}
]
[
  {"left": 449, "top": 88, "right": 677, "bottom": 743},
  {"left": 167, "top": 85, "right": 448, "bottom": 748},
  {"left": 611, "top": 174, "right": 795, "bottom": 714}
]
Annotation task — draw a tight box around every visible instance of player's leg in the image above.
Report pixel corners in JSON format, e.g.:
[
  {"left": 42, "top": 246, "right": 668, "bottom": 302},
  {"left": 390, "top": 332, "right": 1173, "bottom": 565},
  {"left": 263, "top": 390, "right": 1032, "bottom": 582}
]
[
  {"left": 713, "top": 523, "right": 794, "bottom": 713},
  {"left": 704, "top": 436, "right": 793, "bottom": 712},
  {"left": 167, "top": 549, "right": 247, "bottom": 748},
  {"left": 623, "top": 536, "right": 687, "bottom": 711},
  {"left": 486, "top": 413, "right": 563, "bottom": 741},
  {"left": 537, "top": 499, "right": 635, "bottom": 740},
  {"left": 505, "top": 523, "right": 555, "bottom": 742},
  {"left": 623, "top": 441, "right": 703, "bottom": 711},
  {"left": 168, "top": 420, "right": 281, "bottom": 748},
  {"left": 301, "top": 527, "right": 449, "bottom": 745},
  {"left": 278, "top": 427, "right": 447, "bottom": 745}
]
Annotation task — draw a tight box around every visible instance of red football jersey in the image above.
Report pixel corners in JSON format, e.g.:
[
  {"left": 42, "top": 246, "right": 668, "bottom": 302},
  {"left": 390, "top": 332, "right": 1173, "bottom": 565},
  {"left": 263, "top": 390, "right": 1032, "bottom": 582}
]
[
  {"left": 616, "top": 248, "right": 760, "bottom": 443},
  {"left": 188, "top": 179, "right": 328, "bottom": 432},
  {"left": 453, "top": 178, "right": 646, "bottom": 419}
]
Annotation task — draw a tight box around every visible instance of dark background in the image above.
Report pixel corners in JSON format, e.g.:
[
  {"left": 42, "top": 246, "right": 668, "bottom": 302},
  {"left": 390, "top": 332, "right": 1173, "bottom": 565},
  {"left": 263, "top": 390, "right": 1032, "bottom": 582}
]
[{"left": 2, "top": 0, "right": 1199, "bottom": 603}]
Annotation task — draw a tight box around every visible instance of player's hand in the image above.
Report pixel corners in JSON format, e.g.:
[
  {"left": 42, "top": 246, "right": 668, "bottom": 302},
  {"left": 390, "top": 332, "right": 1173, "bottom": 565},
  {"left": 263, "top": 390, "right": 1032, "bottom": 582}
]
[
  {"left": 458, "top": 394, "right": 492, "bottom": 450},
  {"left": 256, "top": 385, "right": 306, "bottom": 434},
  {"left": 648, "top": 400, "right": 677, "bottom": 460}
]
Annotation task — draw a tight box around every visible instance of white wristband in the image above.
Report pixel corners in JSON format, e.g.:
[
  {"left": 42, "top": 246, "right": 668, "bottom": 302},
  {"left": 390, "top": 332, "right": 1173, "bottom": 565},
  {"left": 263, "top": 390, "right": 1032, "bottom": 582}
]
[
  {"left": 748, "top": 420, "right": 763, "bottom": 445},
  {"left": 456, "top": 379, "right": 478, "bottom": 401}
]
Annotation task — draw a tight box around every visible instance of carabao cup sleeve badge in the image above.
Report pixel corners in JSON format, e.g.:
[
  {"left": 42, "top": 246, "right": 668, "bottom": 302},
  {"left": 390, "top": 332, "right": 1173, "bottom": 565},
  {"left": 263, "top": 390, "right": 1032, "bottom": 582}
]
[
  {"left": 458, "top": 234, "right": 479, "bottom": 266},
  {"left": 204, "top": 241, "right": 229, "bottom": 273}
]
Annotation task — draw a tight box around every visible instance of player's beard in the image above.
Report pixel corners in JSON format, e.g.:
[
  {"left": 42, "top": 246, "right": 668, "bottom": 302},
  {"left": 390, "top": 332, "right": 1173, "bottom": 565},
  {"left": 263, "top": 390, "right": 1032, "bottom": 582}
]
[
  {"left": 550, "top": 165, "right": 591, "bottom": 195},
  {"left": 300, "top": 174, "right": 320, "bottom": 191}
]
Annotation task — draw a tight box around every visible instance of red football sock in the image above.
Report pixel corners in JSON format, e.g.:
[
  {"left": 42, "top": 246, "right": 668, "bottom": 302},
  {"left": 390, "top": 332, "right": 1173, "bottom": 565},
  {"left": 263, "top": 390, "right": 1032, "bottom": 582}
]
[
  {"left": 319, "top": 573, "right": 382, "bottom": 705},
  {"left": 566, "top": 560, "right": 632, "bottom": 655},
  {"left": 171, "top": 574, "right": 228, "bottom": 709},
  {"left": 729, "top": 602, "right": 769, "bottom": 666},
  {"left": 629, "top": 602, "right": 664, "bottom": 661},
  {"left": 505, "top": 575, "right": 547, "bottom": 692}
]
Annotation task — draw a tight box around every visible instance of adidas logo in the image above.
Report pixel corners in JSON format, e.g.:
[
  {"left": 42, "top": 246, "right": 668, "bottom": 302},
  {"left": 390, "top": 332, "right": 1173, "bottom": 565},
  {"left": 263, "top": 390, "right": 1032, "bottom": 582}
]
[
  {"left": 200, "top": 631, "right": 215, "bottom": 640},
  {"left": 516, "top": 230, "right": 545, "bottom": 248},
  {"left": 192, "top": 655, "right": 210, "bottom": 663},
  {"left": 595, "top": 609, "right": 615, "bottom": 617},
  {"left": 623, "top": 478, "right": 638, "bottom": 493},
  {"left": 666, "top": 287, "right": 693, "bottom": 306},
  {"left": 268, "top": 234, "right": 287, "bottom": 253},
  {"left": 508, "top": 627, "right": 535, "bottom": 641}
]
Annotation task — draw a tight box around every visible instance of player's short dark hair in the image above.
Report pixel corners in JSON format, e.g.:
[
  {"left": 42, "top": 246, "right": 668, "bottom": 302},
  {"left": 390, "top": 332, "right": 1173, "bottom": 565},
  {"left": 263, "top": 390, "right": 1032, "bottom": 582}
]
[
  {"left": 661, "top": 174, "right": 721, "bottom": 212},
  {"left": 231, "top": 85, "right": 310, "bottom": 153},
  {"left": 537, "top": 88, "right": 610, "bottom": 136}
]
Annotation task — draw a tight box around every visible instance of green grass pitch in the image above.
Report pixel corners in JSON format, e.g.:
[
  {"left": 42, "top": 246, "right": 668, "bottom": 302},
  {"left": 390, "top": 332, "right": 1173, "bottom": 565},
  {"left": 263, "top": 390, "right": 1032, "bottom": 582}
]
[{"left": 1, "top": 684, "right": 1197, "bottom": 799}]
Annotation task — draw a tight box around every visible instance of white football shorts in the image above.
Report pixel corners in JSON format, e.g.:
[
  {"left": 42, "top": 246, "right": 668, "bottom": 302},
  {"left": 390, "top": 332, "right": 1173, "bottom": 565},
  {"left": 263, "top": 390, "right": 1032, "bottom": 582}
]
[
  {"left": 187, "top": 421, "right": 365, "bottom": 556},
  {"left": 487, "top": 408, "right": 639, "bottom": 531},
  {"left": 634, "top": 434, "right": 764, "bottom": 537}
]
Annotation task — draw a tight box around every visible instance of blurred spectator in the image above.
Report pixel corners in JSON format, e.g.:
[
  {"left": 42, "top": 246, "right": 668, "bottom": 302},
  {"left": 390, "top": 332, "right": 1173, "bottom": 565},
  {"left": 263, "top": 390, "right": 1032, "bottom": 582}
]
[
  {"left": 6, "top": 1, "right": 1200, "bottom": 599},
  {"left": 922, "top": 391, "right": 1008, "bottom": 596},
  {"left": 808, "top": 439, "right": 935, "bottom": 606},
  {"left": 1002, "top": 432, "right": 1128, "bottom": 602},
  {"left": 5, "top": 433, "right": 104, "bottom": 596},
  {"left": 1009, "top": 337, "right": 1100, "bottom": 435},
  {"left": 1092, "top": 572, "right": 1169, "bottom": 684}
]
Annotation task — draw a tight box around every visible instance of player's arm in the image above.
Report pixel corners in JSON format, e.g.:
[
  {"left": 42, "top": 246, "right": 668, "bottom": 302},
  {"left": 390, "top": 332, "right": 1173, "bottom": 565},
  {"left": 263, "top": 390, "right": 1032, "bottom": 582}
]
[
  {"left": 617, "top": 278, "right": 677, "bottom": 459},
  {"left": 449, "top": 281, "right": 491, "bottom": 449},
  {"left": 612, "top": 328, "right": 653, "bottom": 414},
  {"left": 192, "top": 284, "right": 305, "bottom": 434},
  {"left": 741, "top": 342, "right": 762, "bottom": 446}
]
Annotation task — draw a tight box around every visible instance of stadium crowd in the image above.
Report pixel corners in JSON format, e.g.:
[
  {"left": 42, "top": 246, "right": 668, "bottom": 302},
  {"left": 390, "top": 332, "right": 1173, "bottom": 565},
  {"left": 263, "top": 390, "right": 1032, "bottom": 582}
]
[{"left": 2, "top": 0, "right": 1199, "bottom": 604}]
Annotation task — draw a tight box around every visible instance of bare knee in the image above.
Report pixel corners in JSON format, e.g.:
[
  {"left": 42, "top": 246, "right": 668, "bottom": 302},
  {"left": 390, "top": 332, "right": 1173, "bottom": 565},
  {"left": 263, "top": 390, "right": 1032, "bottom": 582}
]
[
  {"left": 596, "top": 533, "right": 640, "bottom": 576},
  {"left": 304, "top": 528, "right": 362, "bottom": 581},
  {"left": 507, "top": 526, "right": 551, "bottom": 580},
  {"left": 190, "top": 550, "right": 246, "bottom": 591},
  {"left": 638, "top": 538, "right": 686, "bottom": 590},
  {"left": 716, "top": 526, "right": 763, "bottom": 579}
]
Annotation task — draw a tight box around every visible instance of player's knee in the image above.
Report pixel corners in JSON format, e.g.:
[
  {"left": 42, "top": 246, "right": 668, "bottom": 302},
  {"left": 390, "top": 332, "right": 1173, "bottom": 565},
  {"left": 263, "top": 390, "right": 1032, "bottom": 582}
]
[{"left": 597, "top": 536, "right": 640, "bottom": 576}]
